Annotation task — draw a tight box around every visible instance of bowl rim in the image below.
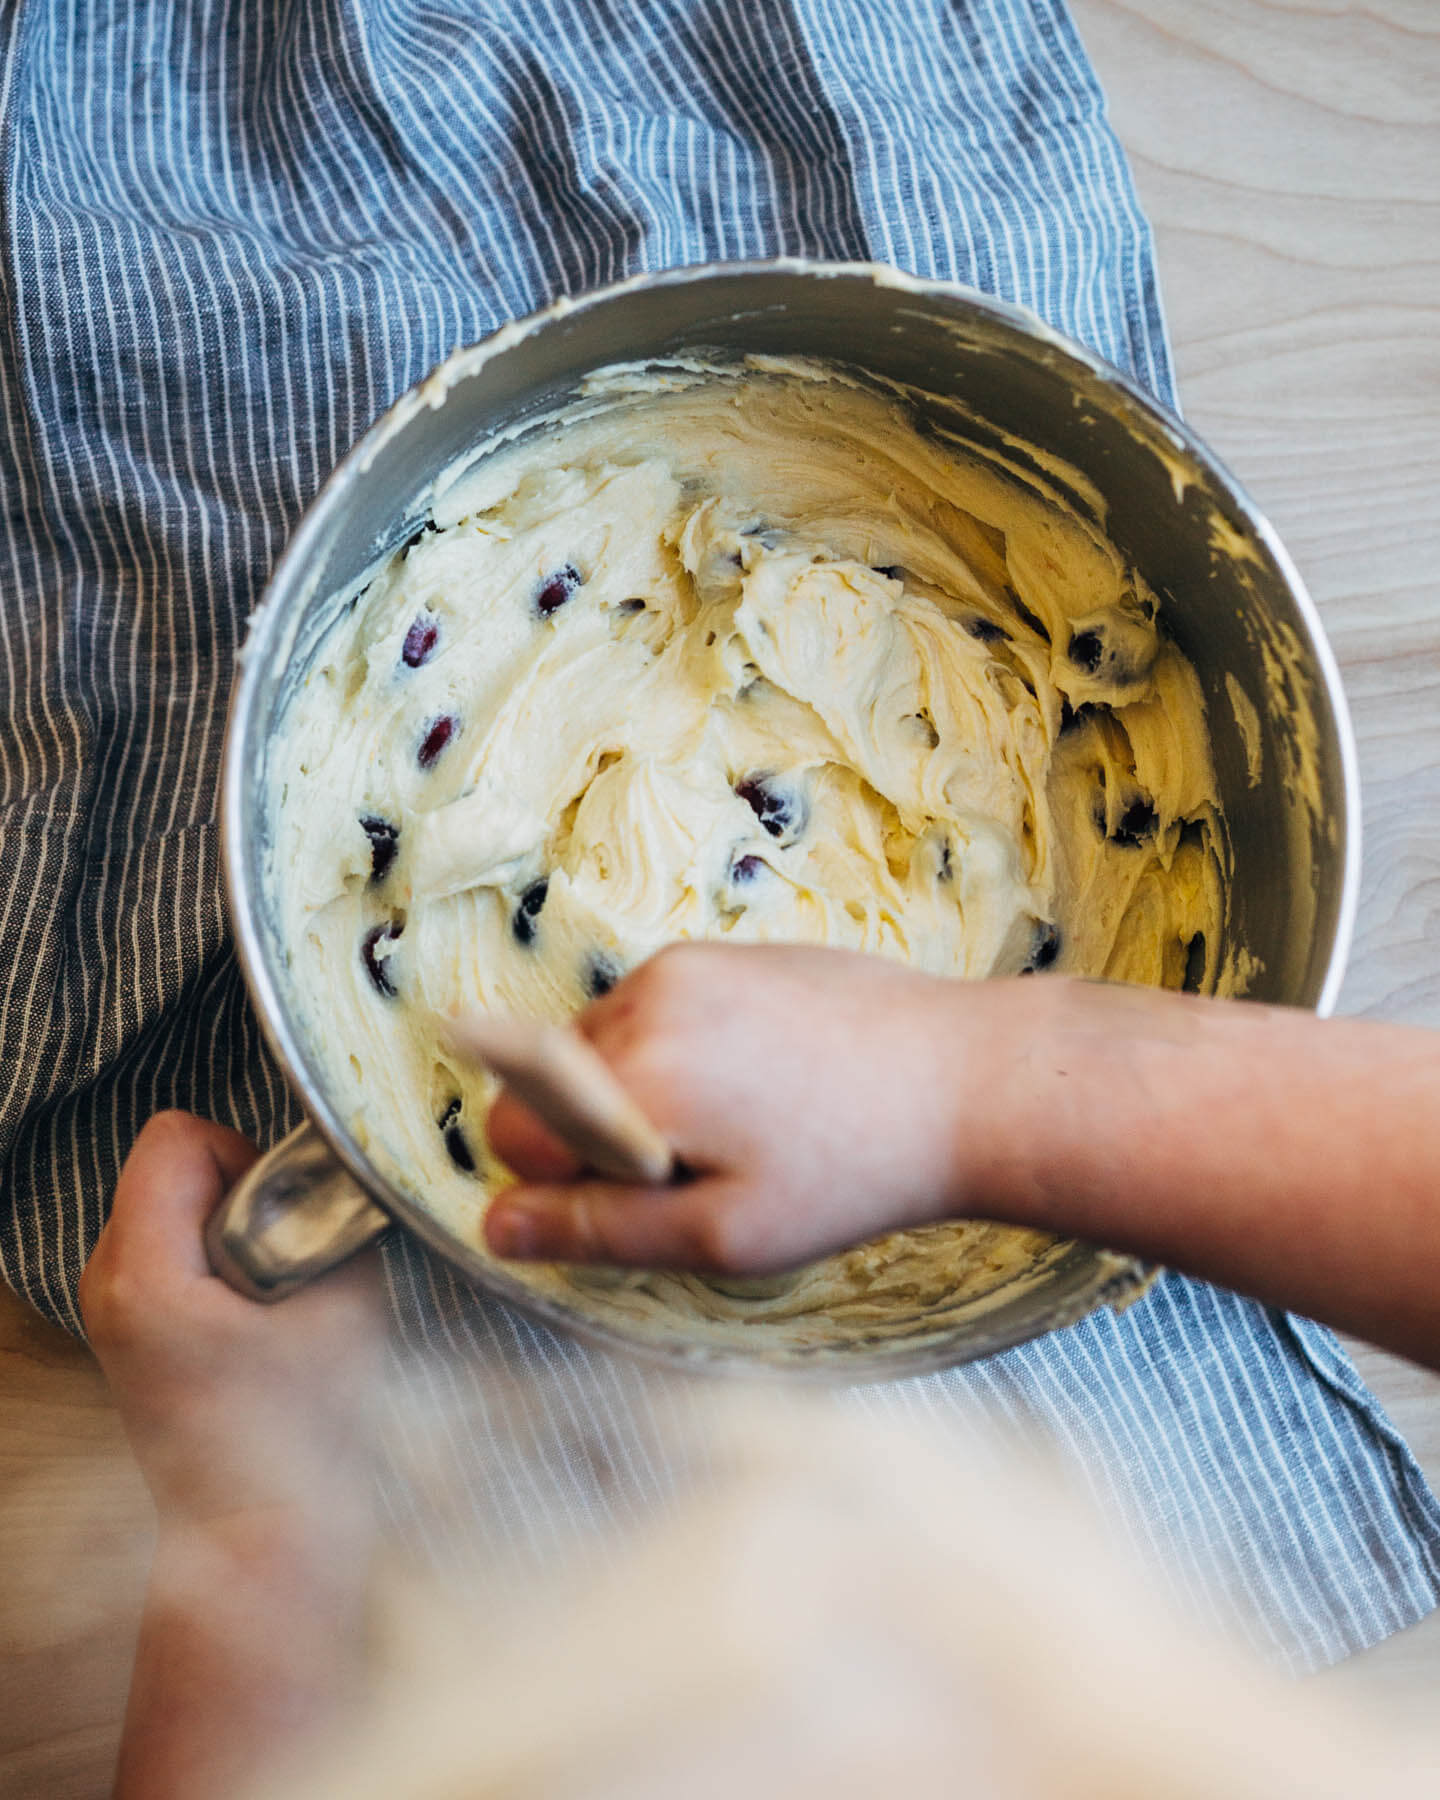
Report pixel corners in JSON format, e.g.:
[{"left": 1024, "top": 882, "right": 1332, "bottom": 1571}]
[{"left": 220, "top": 257, "right": 1362, "bottom": 1373}]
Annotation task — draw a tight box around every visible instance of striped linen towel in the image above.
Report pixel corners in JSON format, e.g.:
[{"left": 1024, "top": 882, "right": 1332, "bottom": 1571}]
[{"left": 0, "top": 0, "right": 1435, "bottom": 1669}]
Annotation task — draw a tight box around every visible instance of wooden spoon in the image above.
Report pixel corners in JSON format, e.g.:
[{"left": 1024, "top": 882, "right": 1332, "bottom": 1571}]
[{"left": 443, "top": 1012, "right": 674, "bottom": 1185}]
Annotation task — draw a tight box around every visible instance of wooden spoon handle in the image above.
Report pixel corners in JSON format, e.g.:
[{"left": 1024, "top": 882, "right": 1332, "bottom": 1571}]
[{"left": 444, "top": 1013, "right": 674, "bottom": 1185}]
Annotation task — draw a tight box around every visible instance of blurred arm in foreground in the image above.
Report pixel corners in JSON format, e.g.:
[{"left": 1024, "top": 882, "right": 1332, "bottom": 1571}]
[
  {"left": 486, "top": 943, "right": 1440, "bottom": 1372},
  {"left": 247, "top": 1386, "right": 1440, "bottom": 1800},
  {"left": 79, "top": 1113, "right": 385, "bottom": 1800}
]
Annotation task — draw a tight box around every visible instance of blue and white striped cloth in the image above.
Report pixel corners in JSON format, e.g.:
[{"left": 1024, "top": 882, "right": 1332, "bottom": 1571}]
[{"left": 0, "top": 0, "right": 1435, "bottom": 1669}]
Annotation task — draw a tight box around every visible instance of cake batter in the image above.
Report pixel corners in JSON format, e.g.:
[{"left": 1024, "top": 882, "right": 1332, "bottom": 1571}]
[{"left": 269, "top": 363, "right": 1228, "bottom": 1353}]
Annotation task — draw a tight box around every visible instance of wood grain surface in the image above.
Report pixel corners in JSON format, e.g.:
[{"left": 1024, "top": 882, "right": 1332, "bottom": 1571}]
[
  {"left": 2, "top": 3, "right": 1438, "bottom": 1793},
  {"left": 1069, "top": 0, "right": 1440, "bottom": 1708}
]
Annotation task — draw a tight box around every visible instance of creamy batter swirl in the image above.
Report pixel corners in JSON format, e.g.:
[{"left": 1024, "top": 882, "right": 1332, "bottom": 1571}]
[{"left": 270, "top": 364, "right": 1227, "bottom": 1356}]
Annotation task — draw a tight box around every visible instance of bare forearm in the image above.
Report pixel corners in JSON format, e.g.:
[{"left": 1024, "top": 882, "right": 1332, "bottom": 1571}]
[
  {"left": 970, "top": 980, "right": 1440, "bottom": 1370},
  {"left": 480, "top": 945, "right": 1440, "bottom": 1365},
  {"left": 116, "top": 1510, "right": 368, "bottom": 1800}
]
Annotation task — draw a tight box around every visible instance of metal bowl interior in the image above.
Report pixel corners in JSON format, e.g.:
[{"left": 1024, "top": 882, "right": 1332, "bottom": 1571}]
[{"left": 223, "top": 261, "right": 1360, "bottom": 1377}]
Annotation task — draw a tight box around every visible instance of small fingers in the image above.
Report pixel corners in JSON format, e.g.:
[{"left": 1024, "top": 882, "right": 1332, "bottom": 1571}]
[
  {"left": 485, "top": 1175, "right": 777, "bottom": 1276},
  {"left": 95, "top": 1111, "right": 260, "bottom": 1278},
  {"left": 81, "top": 1111, "right": 262, "bottom": 1349},
  {"left": 486, "top": 1090, "right": 584, "bottom": 1181}
]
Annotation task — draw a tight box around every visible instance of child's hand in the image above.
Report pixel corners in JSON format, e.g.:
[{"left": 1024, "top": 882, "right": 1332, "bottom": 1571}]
[
  {"left": 485, "top": 943, "right": 1026, "bottom": 1274},
  {"left": 80, "top": 1110, "right": 385, "bottom": 1534},
  {"left": 81, "top": 1112, "right": 389, "bottom": 1798},
  {"left": 489, "top": 945, "right": 1440, "bottom": 1378}
]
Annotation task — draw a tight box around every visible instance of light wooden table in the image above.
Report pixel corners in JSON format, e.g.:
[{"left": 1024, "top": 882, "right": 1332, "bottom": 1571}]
[
  {"left": 2, "top": 3, "right": 1438, "bottom": 1792},
  {"left": 1068, "top": 0, "right": 1440, "bottom": 1712}
]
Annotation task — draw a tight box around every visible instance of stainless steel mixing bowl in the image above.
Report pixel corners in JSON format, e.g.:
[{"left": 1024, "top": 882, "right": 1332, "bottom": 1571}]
[{"left": 210, "top": 260, "right": 1360, "bottom": 1378}]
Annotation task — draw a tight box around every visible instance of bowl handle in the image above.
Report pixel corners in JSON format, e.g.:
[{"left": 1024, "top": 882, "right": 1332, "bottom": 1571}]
[{"left": 204, "top": 1121, "right": 392, "bottom": 1302}]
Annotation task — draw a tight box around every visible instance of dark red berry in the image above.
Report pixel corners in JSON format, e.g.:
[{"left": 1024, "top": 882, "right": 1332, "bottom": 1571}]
[
  {"left": 536, "top": 564, "right": 582, "bottom": 616},
  {"left": 731, "top": 854, "right": 766, "bottom": 883},
  {"left": 1020, "top": 921, "right": 1061, "bottom": 974},
  {"left": 1110, "top": 797, "right": 1157, "bottom": 848},
  {"left": 444, "top": 1124, "right": 476, "bottom": 1172},
  {"left": 735, "top": 774, "right": 799, "bottom": 840},
  {"left": 418, "top": 714, "right": 456, "bottom": 769},
  {"left": 586, "top": 953, "right": 620, "bottom": 999},
  {"left": 360, "top": 815, "right": 399, "bottom": 882},
  {"left": 436, "top": 1100, "right": 477, "bottom": 1173},
  {"left": 1068, "top": 628, "right": 1104, "bottom": 674},
  {"left": 513, "top": 877, "right": 549, "bottom": 946},
  {"left": 402, "top": 614, "right": 440, "bottom": 667},
  {"left": 618, "top": 597, "right": 647, "bottom": 614},
  {"left": 361, "top": 921, "right": 403, "bottom": 997}
]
